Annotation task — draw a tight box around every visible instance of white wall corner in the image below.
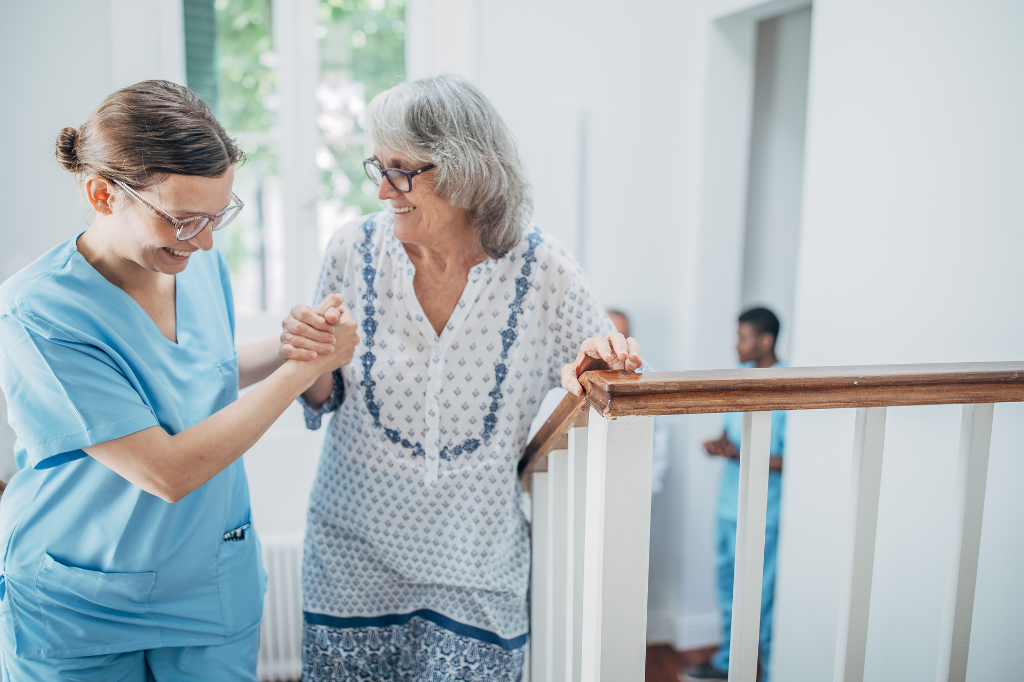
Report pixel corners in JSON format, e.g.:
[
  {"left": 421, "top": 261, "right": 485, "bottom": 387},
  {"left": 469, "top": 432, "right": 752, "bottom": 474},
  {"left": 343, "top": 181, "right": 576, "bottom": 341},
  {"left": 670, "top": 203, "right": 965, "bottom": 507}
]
[{"left": 675, "top": 611, "right": 722, "bottom": 651}]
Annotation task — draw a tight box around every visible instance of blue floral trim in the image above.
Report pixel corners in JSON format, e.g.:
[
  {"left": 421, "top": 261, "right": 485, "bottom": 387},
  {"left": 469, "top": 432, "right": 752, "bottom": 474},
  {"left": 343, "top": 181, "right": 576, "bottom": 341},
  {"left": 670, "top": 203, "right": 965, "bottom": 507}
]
[
  {"left": 304, "top": 610, "right": 527, "bottom": 651},
  {"left": 356, "top": 218, "right": 542, "bottom": 462},
  {"left": 303, "top": 617, "right": 525, "bottom": 681}
]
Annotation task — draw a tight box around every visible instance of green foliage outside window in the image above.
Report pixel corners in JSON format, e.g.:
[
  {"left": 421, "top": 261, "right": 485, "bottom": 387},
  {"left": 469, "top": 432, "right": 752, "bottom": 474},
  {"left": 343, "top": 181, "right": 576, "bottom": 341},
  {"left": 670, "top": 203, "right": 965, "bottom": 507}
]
[
  {"left": 316, "top": 0, "right": 405, "bottom": 217},
  {"left": 215, "top": 0, "right": 277, "bottom": 135}
]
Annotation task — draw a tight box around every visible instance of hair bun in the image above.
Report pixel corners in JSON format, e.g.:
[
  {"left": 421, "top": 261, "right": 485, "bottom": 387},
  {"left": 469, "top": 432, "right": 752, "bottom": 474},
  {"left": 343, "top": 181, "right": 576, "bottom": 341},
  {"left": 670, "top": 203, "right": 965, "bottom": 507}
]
[{"left": 55, "top": 127, "right": 84, "bottom": 173}]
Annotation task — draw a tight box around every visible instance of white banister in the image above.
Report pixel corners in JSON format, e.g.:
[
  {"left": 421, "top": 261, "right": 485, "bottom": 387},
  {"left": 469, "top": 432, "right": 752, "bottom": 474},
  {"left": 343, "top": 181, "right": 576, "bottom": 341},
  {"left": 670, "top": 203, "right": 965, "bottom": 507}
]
[
  {"left": 548, "top": 448, "right": 572, "bottom": 681},
  {"left": 834, "top": 407, "right": 888, "bottom": 682},
  {"left": 935, "top": 403, "right": 994, "bottom": 682},
  {"left": 728, "top": 411, "right": 773, "bottom": 682},
  {"left": 569, "top": 423, "right": 588, "bottom": 682},
  {"left": 580, "top": 408, "right": 655, "bottom": 682},
  {"left": 530, "top": 470, "right": 553, "bottom": 682}
]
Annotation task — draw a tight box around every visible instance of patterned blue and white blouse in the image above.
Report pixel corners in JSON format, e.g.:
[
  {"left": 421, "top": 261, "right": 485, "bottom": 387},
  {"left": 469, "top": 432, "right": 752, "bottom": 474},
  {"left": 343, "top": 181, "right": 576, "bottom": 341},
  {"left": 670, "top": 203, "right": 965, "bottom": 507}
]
[{"left": 300, "top": 211, "right": 614, "bottom": 681}]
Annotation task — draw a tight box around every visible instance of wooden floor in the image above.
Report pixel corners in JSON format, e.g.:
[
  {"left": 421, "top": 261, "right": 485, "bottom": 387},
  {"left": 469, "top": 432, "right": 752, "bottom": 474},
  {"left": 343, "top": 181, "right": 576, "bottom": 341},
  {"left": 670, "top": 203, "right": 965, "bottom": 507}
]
[{"left": 646, "top": 645, "right": 718, "bottom": 682}]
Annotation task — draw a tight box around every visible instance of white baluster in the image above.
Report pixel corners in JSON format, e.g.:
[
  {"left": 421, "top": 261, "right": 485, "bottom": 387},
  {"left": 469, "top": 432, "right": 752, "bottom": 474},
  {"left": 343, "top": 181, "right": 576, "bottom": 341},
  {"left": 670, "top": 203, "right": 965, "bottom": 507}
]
[
  {"left": 580, "top": 408, "right": 655, "bottom": 682},
  {"left": 936, "top": 403, "right": 994, "bottom": 682},
  {"left": 729, "top": 411, "right": 772, "bottom": 682},
  {"left": 569, "top": 423, "right": 588, "bottom": 682},
  {"left": 834, "top": 407, "right": 888, "bottom": 682},
  {"left": 548, "top": 448, "right": 571, "bottom": 681},
  {"left": 531, "top": 471, "right": 553, "bottom": 682}
]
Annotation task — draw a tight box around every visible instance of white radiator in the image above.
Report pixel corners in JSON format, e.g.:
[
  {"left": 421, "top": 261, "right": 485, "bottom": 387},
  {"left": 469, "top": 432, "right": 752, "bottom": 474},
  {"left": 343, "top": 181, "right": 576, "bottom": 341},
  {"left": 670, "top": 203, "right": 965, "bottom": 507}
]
[{"left": 258, "top": 533, "right": 304, "bottom": 682}]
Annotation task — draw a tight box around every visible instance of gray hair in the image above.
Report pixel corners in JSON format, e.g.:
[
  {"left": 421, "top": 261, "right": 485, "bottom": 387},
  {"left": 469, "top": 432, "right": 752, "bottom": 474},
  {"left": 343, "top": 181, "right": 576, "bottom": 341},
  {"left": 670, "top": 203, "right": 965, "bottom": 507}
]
[{"left": 364, "top": 74, "right": 532, "bottom": 259}]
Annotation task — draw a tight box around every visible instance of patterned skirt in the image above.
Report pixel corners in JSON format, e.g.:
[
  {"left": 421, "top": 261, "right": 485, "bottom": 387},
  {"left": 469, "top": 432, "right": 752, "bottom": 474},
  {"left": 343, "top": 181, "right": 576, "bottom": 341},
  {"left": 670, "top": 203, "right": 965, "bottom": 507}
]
[{"left": 301, "top": 512, "right": 528, "bottom": 682}]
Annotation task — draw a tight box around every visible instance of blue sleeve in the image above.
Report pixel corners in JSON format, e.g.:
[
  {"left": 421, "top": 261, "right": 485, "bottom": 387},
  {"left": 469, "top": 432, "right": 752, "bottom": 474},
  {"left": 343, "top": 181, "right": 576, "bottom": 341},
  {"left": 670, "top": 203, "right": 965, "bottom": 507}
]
[
  {"left": 771, "top": 410, "right": 786, "bottom": 457},
  {"left": 0, "top": 313, "right": 159, "bottom": 470}
]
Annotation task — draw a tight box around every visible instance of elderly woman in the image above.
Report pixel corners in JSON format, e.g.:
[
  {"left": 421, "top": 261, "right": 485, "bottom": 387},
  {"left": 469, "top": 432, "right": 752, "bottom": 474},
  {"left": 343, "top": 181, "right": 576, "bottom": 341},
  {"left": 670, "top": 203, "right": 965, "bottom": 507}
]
[{"left": 287, "top": 75, "right": 641, "bottom": 681}]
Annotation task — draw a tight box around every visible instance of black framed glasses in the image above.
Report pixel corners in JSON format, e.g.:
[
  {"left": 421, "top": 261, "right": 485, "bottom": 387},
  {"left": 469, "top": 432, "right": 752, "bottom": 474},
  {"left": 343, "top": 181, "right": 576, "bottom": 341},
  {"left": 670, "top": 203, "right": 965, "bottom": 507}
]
[
  {"left": 363, "top": 158, "right": 435, "bottom": 193},
  {"left": 111, "top": 178, "right": 244, "bottom": 241}
]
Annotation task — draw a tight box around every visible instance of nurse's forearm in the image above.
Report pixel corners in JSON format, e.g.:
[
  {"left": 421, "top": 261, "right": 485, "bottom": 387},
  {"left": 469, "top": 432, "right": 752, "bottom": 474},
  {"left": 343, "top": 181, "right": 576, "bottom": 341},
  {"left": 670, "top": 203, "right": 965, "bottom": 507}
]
[
  {"left": 85, "top": 360, "right": 324, "bottom": 503},
  {"left": 238, "top": 338, "right": 286, "bottom": 389}
]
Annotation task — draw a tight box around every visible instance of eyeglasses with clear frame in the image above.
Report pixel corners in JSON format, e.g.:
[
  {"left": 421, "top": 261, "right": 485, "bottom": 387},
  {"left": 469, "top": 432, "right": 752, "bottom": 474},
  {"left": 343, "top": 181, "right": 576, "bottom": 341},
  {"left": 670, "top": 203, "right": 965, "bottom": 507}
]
[
  {"left": 110, "top": 178, "right": 244, "bottom": 241},
  {"left": 363, "top": 158, "right": 436, "bottom": 193}
]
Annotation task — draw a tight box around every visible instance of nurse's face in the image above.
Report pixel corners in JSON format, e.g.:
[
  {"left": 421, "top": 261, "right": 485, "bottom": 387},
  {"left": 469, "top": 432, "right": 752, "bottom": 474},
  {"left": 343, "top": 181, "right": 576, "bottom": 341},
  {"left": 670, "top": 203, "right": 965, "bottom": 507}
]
[{"left": 109, "top": 168, "right": 235, "bottom": 275}]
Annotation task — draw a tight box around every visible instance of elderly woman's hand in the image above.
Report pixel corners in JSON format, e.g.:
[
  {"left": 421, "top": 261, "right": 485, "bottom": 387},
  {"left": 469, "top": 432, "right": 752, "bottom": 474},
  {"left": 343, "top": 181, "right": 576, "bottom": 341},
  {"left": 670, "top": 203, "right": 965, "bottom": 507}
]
[
  {"left": 280, "top": 294, "right": 351, "bottom": 361},
  {"left": 561, "top": 332, "right": 642, "bottom": 397}
]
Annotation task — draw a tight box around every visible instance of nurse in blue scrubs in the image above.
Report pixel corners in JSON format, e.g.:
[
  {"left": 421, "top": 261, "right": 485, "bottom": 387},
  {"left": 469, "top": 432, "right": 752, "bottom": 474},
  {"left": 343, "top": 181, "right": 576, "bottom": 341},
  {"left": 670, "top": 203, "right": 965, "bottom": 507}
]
[{"left": 0, "top": 81, "right": 358, "bottom": 680}]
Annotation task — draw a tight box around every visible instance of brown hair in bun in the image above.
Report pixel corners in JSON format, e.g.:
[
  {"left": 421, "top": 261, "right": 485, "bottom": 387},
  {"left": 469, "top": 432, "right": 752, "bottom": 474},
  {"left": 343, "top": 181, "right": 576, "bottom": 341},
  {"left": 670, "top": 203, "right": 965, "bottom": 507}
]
[
  {"left": 55, "top": 127, "right": 84, "bottom": 173},
  {"left": 54, "top": 80, "right": 243, "bottom": 190}
]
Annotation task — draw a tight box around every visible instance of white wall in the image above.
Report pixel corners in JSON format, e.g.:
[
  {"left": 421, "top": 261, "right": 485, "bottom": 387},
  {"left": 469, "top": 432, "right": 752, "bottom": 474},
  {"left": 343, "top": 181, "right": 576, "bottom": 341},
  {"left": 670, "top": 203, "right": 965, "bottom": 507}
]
[
  {"left": 774, "top": 0, "right": 1024, "bottom": 679},
  {"left": 741, "top": 7, "right": 812, "bottom": 359}
]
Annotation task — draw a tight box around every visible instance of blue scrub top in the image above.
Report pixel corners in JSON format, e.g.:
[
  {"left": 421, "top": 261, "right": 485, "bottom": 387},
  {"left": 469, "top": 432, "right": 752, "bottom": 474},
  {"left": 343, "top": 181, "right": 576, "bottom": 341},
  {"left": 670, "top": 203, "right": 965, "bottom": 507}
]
[
  {"left": 0, "top": 237, "right": 265, "bottom": 659},
  {"left": 716, "top": 363, "right": 787, "bottom": 528}
]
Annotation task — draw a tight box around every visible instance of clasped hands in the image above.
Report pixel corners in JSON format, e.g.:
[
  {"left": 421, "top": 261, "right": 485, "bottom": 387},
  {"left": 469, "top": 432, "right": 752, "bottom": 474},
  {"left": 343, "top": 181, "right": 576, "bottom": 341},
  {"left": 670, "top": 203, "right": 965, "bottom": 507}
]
[{"left": 279, "top": 294, "right": 360, "bottom": 371}]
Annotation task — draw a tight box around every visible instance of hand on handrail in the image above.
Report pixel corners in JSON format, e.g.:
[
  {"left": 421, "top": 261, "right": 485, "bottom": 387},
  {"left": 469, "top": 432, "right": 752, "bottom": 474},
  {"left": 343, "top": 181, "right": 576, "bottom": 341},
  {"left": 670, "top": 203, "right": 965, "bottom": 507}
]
[{"left": 561, "top": 332, "right": 642, "bottom": 397}]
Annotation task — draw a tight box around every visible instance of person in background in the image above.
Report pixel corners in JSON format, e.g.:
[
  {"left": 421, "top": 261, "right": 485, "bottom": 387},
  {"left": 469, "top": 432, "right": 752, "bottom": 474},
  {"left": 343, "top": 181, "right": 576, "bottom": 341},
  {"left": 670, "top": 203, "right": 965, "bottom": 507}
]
[
  {"left": 607, "top": 309, "right": 671, "bottom": 493},
  {"left": 681, "top": 306, "right": 785, "bottom": 682}
]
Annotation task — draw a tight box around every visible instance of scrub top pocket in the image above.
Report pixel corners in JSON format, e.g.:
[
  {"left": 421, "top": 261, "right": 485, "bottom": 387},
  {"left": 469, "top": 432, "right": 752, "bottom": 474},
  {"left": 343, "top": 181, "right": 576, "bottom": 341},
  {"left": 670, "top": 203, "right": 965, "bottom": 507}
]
[
  {"left": 217, "top": 530, "right": 266, "bottom": 635},
  {"left": 35, "top": 553, "right": 160, "bottom": 658}
]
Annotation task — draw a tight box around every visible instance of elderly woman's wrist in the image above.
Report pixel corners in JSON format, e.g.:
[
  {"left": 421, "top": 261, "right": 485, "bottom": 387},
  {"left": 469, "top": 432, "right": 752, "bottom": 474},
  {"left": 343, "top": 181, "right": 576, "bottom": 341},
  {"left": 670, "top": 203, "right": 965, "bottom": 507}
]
[{"left": 301, "top": 371, "right": 335, "bottom": 407}]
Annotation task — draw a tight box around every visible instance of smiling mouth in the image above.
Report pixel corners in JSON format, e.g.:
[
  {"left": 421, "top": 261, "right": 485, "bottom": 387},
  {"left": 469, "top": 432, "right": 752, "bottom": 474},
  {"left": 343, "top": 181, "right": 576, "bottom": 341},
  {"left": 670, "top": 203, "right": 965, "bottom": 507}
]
[
  {"left": 164, "top": 247, "right": 193, "bottom": 258},
  {"left": 394, "top": 206, "right": 416, "bottom": 214}
]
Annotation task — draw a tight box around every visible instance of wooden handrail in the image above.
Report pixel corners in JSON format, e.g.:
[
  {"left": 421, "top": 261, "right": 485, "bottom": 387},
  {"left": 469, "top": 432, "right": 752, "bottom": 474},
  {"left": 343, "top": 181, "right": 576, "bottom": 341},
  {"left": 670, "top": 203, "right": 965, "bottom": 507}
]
[{"left": 518, "top": 362, "right": 1024, "bottom": 481}]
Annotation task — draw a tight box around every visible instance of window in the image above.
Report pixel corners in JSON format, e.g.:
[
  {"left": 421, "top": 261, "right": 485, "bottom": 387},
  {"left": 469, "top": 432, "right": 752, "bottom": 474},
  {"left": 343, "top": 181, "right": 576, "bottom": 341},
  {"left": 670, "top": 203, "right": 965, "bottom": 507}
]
[
  {"left": 314, "top": 0, "right": 406, "bottom": 252},
  {"left": 208, "top": 0, "right": 405, "bottom": 316}
]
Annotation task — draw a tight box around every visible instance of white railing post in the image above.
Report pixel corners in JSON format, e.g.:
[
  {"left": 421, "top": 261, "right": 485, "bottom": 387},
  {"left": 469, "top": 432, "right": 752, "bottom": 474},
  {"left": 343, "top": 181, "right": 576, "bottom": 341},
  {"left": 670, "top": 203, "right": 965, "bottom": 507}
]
[
  {"left": 569, "top": 421, "right": 588, "bottom": 682},
  {"left": 728, "top": 411, "right": 773, "bottom": 682},
  {"left": 531, "top": 471, "right": 553, "bottom": 682},
  {"left": 936, "top": 403, "right": 994, "bottom": 682},
  {"left": 548, "top": 448, "right": 572, "bottom": 681},
  {"left": 580, "top": 407, "right": 655, "bottom": 682},
  {"left": 834, "top": 407, "right": 888, "bottom": 682}
]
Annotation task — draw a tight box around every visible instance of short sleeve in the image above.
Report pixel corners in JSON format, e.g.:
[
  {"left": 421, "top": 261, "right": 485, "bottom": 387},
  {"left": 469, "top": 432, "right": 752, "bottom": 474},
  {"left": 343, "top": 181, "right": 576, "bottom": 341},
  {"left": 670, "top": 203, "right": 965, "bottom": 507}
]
[
  {"left": 0, "top": 314, "right": 158, "bottom": 470},
  {"left": 548, "top": 266, "right": 616, "bottom": 386}
]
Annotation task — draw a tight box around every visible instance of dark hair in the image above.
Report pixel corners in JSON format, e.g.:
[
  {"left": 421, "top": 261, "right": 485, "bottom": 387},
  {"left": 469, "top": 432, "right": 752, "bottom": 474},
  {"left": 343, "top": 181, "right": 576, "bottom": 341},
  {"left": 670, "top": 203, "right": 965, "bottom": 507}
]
[
  {"left": 55, "top": 80, "right": 243, "bottom": 190},
  {"left": 738, "top": 306, "right": 780, "bottom": 340}
]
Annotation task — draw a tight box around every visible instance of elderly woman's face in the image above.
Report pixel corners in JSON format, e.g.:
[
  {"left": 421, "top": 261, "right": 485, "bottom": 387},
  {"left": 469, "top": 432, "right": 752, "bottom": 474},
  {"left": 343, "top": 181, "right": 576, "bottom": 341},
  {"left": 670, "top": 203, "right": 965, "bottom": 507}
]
[{"left": 374, "top": 147, "right": 468, "bottom": 246}]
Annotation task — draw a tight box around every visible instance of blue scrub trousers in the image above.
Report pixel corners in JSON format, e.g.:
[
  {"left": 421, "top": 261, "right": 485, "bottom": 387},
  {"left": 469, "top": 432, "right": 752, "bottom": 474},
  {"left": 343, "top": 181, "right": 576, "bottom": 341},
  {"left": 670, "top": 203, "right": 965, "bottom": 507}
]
[
  {"left": 0, "top": 628, "right": 260, "bottom": 682},
  {"left": 711, "top": 516, "right": 778, "bottom": 682}
]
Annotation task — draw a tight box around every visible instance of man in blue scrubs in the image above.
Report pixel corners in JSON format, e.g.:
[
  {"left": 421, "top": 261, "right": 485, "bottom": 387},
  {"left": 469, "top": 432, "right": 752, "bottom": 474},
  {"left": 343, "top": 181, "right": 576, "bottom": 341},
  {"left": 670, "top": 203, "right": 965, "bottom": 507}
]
[{"left": 681, "top": 307, "right": 786, "bottom": 682}]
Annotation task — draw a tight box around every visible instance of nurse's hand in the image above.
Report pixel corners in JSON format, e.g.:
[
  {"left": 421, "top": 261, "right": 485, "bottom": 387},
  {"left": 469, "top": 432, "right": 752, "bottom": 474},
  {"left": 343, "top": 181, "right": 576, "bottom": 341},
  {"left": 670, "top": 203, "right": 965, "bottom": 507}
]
[
  {"left": 306, "top": 307, "right": 359, "bottom": 372},
  {"left": 561, "top": 332, "right": 642, "bottom": 397},
  {"left": 280, "top": 294, "right": 348, "bottom": 361}
]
